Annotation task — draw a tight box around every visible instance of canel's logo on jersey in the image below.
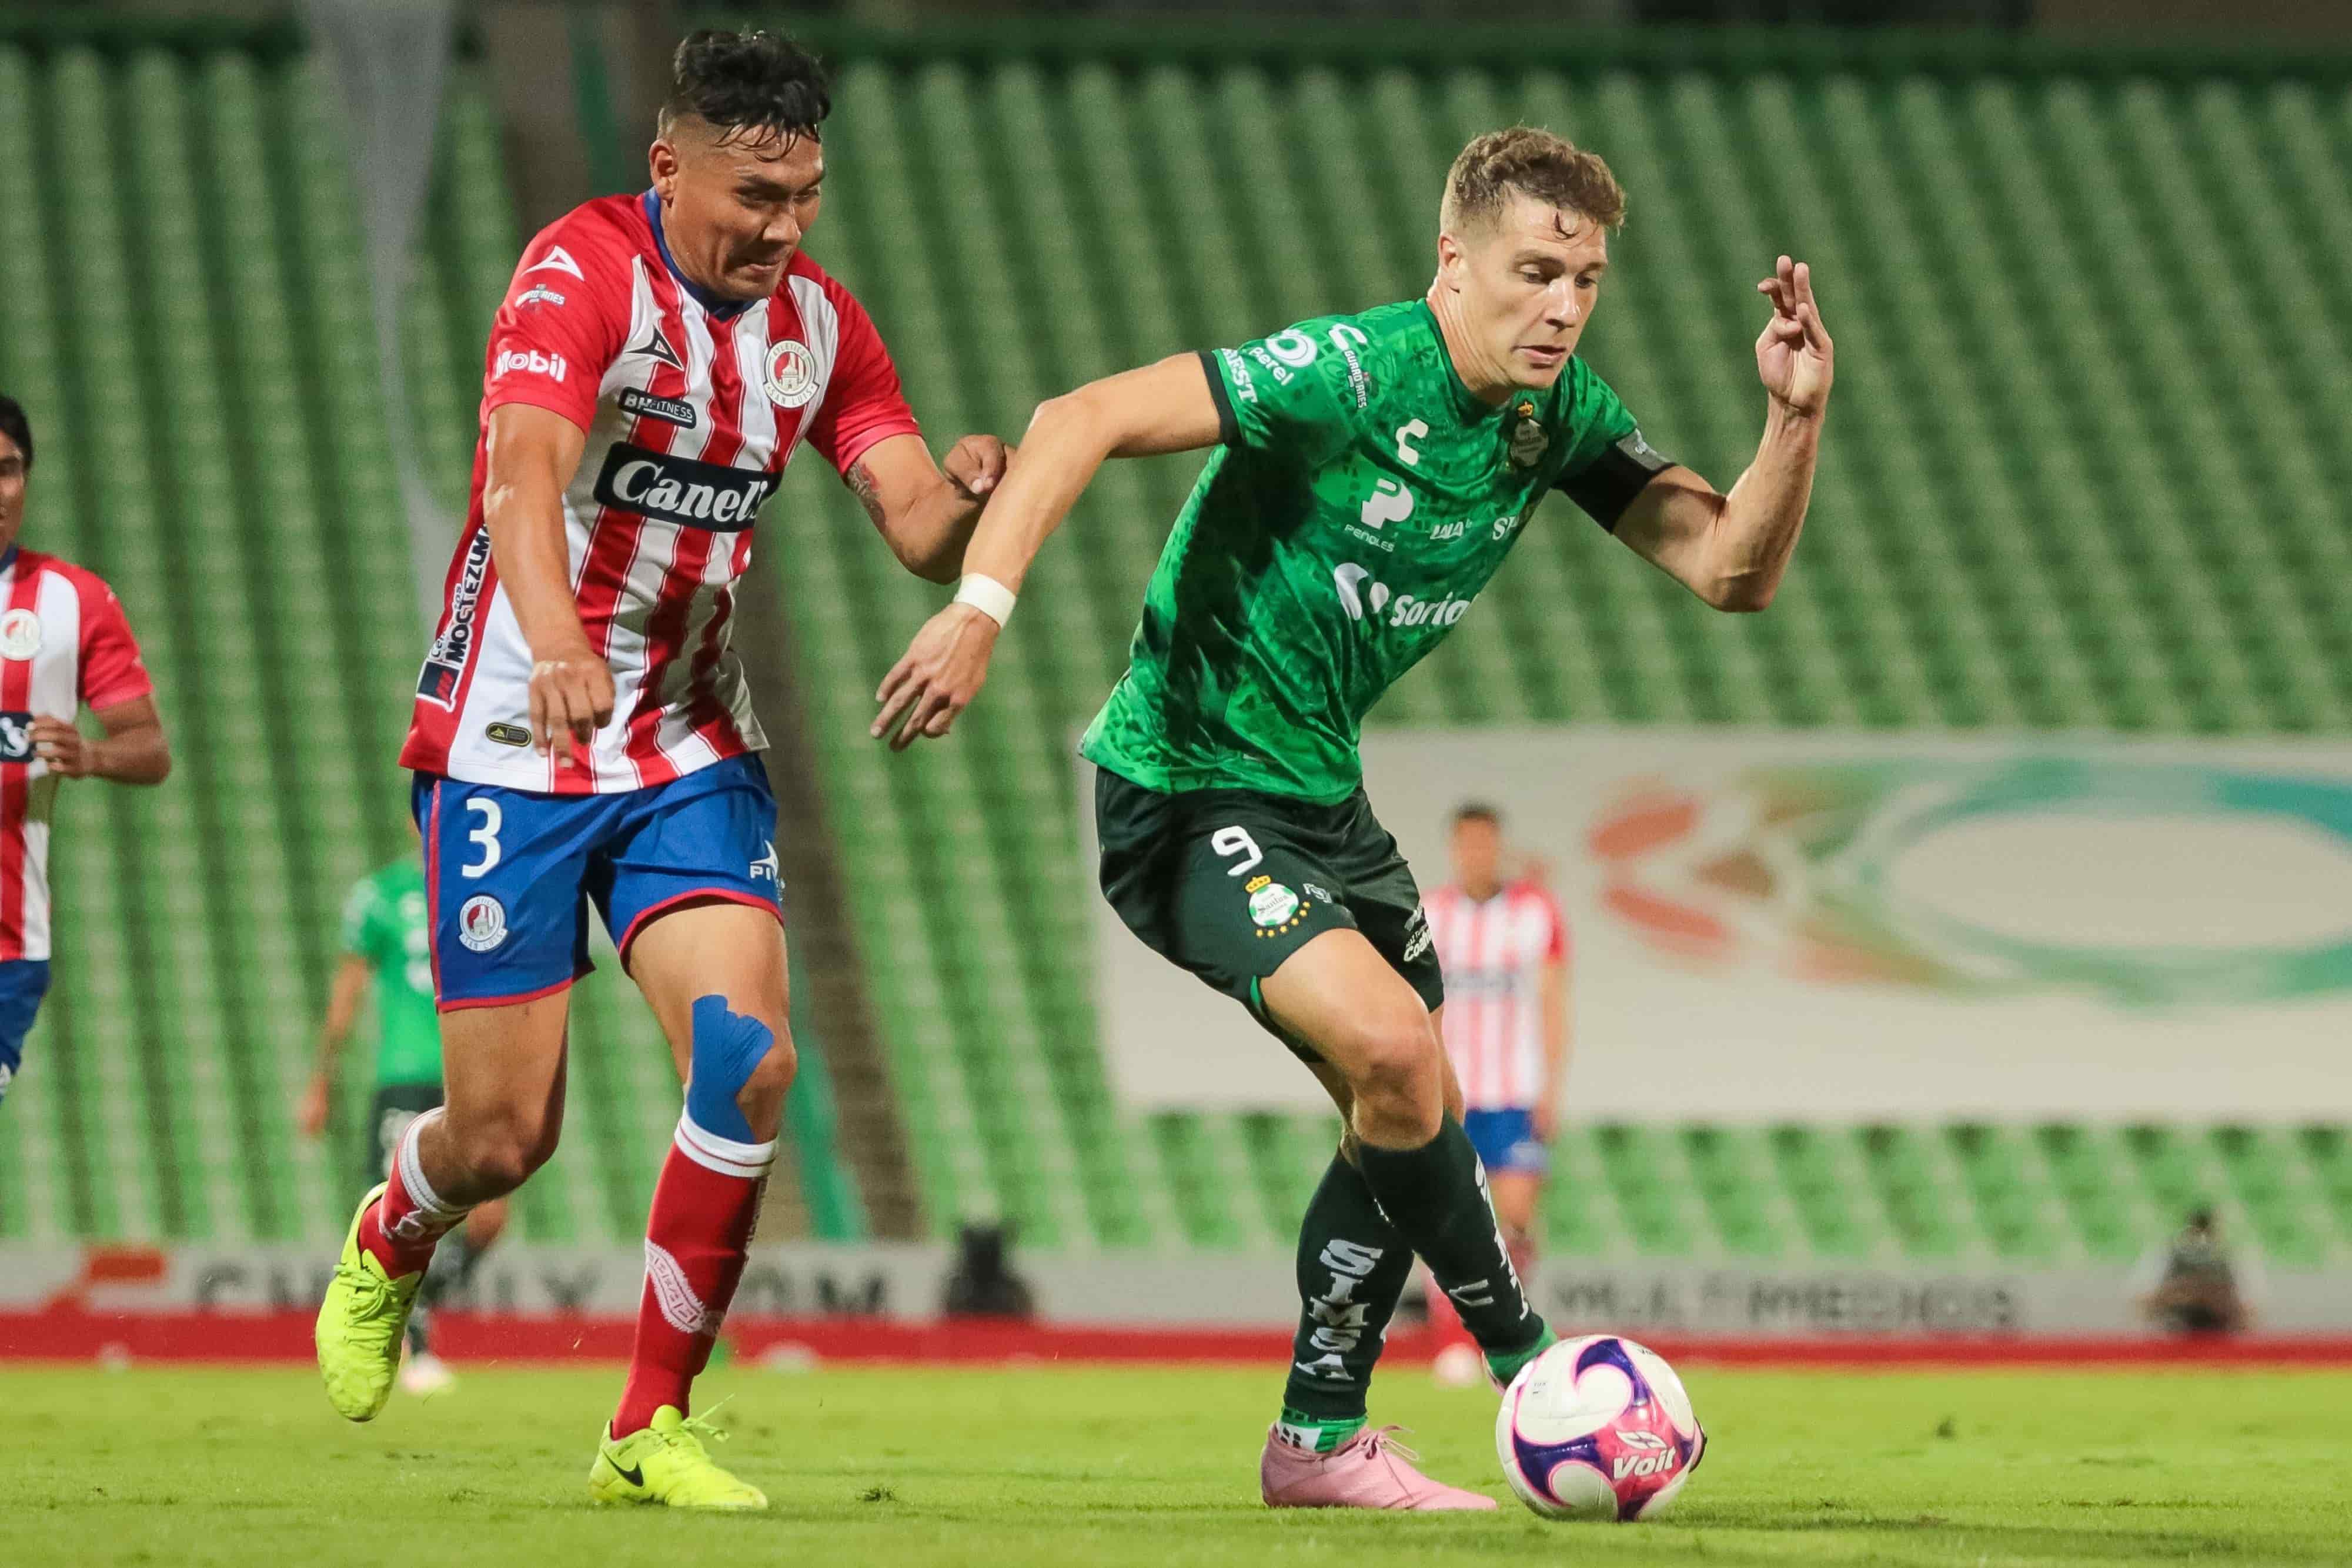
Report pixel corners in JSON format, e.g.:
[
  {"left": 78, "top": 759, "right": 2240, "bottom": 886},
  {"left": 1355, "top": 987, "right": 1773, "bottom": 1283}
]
[
  {"left": 591, "top": 442, "right": 779, "bottom": 531},
  {"left": 1360, "top": 478, "right": 1414, "bottom": 530},
  {"left": 494, "top": 347, "right": 567, "bottom": 383},
  {"left": 1334, "top": 563, "right": 1477, "bottom": 632},
  {"left": 763, "top": 339, "right": 819, "bottom": 408}
]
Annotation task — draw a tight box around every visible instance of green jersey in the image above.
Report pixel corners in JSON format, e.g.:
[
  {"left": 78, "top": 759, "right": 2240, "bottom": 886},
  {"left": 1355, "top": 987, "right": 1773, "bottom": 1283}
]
[
  {"left": 339, "top": 860, "right": 442, "bottom": 1088},
  {"left": 1080, "top": 299, "right": 1664, "bottom": 802}
]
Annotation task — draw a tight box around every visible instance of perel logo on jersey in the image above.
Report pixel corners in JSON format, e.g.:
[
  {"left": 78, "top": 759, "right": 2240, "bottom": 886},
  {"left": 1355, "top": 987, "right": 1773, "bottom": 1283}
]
[
  {"left": 417, "top": 528, "right": 494, "bottom": 706},
  {"left": 0, "top": 711, "right": 33, "bottom": 764},
  {"left": 1332, "top": 562, "right": 1477, "bottom": 632},
  {"left": 591, "top": 442, "right": 779, "bottom": 531}
]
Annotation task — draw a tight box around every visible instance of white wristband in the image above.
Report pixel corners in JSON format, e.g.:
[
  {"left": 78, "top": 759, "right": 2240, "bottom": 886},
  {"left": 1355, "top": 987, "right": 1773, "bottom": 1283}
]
[{"left": 953, "top": 573, "right": 1017, "bottom": 628}]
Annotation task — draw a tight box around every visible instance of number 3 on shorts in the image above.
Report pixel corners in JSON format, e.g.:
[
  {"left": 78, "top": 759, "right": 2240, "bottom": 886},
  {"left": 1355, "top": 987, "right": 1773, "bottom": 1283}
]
[
  {"left": 462, "top": 797, "right": 503, "bottom": 878},
  {"left": 1211, "top": 825, "right": 1262, "bottom": 877}
]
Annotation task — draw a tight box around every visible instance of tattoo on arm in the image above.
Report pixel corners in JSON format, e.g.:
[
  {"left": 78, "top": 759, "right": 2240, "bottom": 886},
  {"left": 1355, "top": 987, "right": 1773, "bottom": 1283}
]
[{"left": 846, "top": 460, "right": 887, "bottom": 530}]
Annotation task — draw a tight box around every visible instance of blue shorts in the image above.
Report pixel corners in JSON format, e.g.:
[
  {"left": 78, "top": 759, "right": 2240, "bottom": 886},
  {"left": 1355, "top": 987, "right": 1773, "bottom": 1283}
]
[
  {"left": 413, "top": 754, "right": 783, "bottom": 1009},
  {"left": 0, "top": 958, "right": 51, "bottom": 1103},
  {"left": 1464, "top": 1106, "right": 1549, "bottom": 1176}
]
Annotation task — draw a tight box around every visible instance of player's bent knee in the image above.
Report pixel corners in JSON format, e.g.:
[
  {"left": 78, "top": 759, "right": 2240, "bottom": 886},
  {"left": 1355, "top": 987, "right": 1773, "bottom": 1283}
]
[
  {"left": 1342, "top": 1022, "right": 1444, "bottom": 1142},
  {"left": 460, "top": 1119, "right": 557, "bottom": 1194},
  {"left": 686, "top": 994, "right": 788, "bottom": 1145}
]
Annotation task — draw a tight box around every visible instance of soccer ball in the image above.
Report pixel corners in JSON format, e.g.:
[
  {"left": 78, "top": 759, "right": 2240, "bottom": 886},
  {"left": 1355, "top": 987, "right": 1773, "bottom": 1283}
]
[{"left": 1495, "top": 1334, "right": 1705, "bottom": 1521}]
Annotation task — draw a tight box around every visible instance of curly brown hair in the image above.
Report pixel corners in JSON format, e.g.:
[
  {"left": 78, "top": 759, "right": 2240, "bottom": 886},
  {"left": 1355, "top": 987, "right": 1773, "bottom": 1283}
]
[{"left": 1441, "top": 126, "right": 1625, "bottom": 238}]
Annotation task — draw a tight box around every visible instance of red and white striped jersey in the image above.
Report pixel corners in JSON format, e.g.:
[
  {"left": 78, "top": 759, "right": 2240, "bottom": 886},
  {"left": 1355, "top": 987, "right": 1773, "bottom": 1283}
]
[
  {"left": 0, "top": 547, "right": 155, "bottom": 961},
  {"left": 400, "top": 191, "right": 923, "bottom": 794},
  {"left": 1426, "top": 880, "right": 1568, "bottom": 1111}
]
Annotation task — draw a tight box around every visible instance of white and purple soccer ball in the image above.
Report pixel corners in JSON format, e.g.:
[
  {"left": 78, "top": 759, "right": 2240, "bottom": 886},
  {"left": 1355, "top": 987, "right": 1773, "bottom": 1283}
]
[{"left": 1495, "top": 1333, "right": 1706, "bottom": 1521}]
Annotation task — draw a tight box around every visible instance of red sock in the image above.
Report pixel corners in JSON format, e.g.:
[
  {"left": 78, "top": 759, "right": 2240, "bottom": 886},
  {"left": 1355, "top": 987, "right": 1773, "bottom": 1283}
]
[
  {"left": 356, "top": 1108, "right": 467, "bottom": 1278},
  {"left": 612, "top": 1116, "right": 773, "bottom": 1437}
]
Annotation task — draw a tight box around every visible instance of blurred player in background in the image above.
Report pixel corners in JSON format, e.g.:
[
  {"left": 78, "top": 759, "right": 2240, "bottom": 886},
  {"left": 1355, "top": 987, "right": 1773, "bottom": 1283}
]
[
  {"left": 874, "top": 126, "right": 1830, "bottom": 1508},
  {"left": 312, "top": 30, "right": 1011, "bottom": 1509},
  {"left": 0, "top": 395, "right": 171, "bottom": 1111},
  {"left": 299, "top": 829, "right": 509, "bottom": 1396},
  {"left": 1421, "top": 802, "right": 1569, "bottom": 1387}
]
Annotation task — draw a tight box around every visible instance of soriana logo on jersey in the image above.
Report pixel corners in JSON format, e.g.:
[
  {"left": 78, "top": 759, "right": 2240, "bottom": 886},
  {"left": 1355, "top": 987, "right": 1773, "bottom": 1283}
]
[
  {"left": 590, "top": 441, "right": 779, "bottom": 530},
  {"left": 762, "top": 339, "right": 819, "bottom": 407}
]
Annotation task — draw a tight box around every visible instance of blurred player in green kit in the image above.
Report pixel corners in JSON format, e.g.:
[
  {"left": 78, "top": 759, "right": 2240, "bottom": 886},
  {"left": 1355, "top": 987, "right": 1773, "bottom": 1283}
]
[{"left": 300, "top": 831, "right": 509, "bottom": 1396}]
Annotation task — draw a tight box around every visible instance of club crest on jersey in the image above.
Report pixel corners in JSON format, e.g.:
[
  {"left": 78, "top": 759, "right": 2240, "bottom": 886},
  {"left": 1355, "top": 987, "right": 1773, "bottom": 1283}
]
[
  {"left": 457, "top": 894, "right": 509, "bottom": 953},
  {"left": 762, "top": 339, "right": 819, "bottom": 408},
  {"left": 0, "top": 608, "right": 41, "bottom": 661},
  {"left": 1509, "top": 401, "right": 1548, "bottom": 469},
  {"left": 0, "top": 711, "right": 34, "bottom": 763}
]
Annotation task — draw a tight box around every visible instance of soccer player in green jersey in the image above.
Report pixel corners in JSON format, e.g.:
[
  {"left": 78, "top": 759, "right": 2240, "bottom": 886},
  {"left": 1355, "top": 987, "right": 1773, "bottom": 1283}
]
[
  {"left": 873, "top": 126, "right": 1833, "bottom": 1507},
  {"left": 299, "top": 844, "right": 509, "bottom": 1396}
]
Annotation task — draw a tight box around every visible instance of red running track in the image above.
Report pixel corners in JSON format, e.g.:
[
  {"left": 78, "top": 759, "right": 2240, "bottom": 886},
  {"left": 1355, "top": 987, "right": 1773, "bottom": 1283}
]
[{"left": 6, "top": 1308, "right": 2352, "bottom": 1366}]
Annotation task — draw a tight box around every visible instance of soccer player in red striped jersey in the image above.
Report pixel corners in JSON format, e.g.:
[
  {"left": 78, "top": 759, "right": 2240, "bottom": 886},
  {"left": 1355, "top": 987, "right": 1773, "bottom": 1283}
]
[
  {"left": 0, "top": 396, "right": 172, "bottom": 1109},
  {"left": 1419, "top": 803, "right": 1569, "bottom": 1382},
  {"left": 313, "top": 32, "right": 1012, "bottom": 1509}
]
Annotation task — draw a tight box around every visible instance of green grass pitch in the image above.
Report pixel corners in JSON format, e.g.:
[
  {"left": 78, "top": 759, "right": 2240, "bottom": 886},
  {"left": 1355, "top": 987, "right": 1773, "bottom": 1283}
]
[{"left": 9, "top": 1362, "right": 2346, "bottom": 1566}]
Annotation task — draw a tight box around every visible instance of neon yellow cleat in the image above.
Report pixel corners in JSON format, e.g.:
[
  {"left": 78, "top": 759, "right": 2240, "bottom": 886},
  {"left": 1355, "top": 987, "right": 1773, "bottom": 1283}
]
[
  {"left": 314, "top": 1181, "right": 425, "bottom": 1422},
  {"left": 589, "top": 1406, "right": 769, "bottom": 1510}
]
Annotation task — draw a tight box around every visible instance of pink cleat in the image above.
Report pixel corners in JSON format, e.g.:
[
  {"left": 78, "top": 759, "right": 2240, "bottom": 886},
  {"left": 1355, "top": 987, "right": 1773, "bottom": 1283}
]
[{"left": 1260, "top": 1424, "right": 1499, "bottom": 1510}]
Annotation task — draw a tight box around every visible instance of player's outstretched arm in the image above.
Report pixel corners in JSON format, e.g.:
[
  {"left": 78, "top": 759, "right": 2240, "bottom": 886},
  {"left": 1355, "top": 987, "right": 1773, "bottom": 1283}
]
[
  {"left": 1611, "top": 255, "right": 1833, "bottom": 613},
  {"left": 870, "top": 354, "right": 1223, "bottom": 750},
  {"left": 482, "top": 403, "right": 614, "bottom": 761},
  {"left": 842, "top": 431, "right": 1014, "bottom": 584}
]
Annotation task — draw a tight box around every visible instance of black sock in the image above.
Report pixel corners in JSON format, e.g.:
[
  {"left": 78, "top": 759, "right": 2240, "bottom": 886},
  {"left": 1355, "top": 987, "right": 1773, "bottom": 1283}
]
[
  {"left": 1279, "top": 1151, "right": 1414, "bottom": 1435},
  {"left": 417, "top": 1234, "right": 480, "bottom": 1312},
  {"left": 1356, "top": 1117, "right": 1544, "bottom": 1354}
]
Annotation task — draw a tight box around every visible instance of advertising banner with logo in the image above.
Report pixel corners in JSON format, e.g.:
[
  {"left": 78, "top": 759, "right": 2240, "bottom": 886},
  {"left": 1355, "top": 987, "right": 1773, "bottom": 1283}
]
[{"left": 1084, "top": 729, "right": 2352, "bottom": 1119}]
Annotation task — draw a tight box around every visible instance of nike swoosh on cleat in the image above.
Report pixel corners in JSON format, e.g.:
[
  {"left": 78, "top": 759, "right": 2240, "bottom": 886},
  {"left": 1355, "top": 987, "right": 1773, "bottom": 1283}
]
[{"left": 610, "top": 1456, "right": 645, "bottom": 1488}]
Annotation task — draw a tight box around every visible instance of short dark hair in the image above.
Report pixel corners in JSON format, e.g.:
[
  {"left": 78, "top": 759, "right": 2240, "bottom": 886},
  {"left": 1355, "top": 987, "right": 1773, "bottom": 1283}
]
[
  {"left": 659, "top": 28, "right": 830, "bottom": 149},
  {"left": 1453, "top": 801, "right": 1502, "bottom": 828},
  {"left": 0, "top": 394, "right": 31, "bottom": 471}
]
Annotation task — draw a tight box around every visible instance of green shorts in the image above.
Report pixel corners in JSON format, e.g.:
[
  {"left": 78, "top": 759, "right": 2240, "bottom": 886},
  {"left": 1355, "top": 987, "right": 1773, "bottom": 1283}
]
[{"left": 1094, "top": 767, "right": 1443, "bottom": 1051}]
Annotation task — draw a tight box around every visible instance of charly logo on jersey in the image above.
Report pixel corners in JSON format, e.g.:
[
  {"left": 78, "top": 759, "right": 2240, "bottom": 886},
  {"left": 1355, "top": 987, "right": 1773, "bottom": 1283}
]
[
  {"left": 0, "top": 608, "right": 40, "bottom": 661},
  {"left": 591, "top": 441, "right": 779, "bottom": 531},
  {"left": 762, "top": 339, "right": 819, "bottom": 408},
  {"left": 1332, "top": 563, "right": 1476, "bottom": 631},
  {"left": 0, "top": 711, "right": 33, "bottom": 763},
  {"left": 457, "top": 894, "right": 509, "bottom": 953}
]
